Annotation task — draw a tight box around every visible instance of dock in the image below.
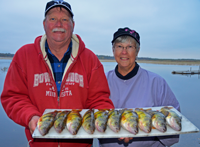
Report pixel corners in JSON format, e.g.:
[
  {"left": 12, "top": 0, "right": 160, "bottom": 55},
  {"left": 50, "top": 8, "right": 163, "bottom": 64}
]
[{"left": 172, "top": 66, "right": 200, "bottom": 75}]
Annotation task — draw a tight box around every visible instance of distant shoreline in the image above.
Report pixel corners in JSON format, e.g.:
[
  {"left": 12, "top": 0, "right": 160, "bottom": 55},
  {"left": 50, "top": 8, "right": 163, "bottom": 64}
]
[
  {"left": 1, "top": 57, "right": 200, "bottom": 65},
  {"left": 100, "top": 59, "right": 200, "bottom": 65},
  {"left": 0, "top": 57, "right": 13, "bottom": 60}
]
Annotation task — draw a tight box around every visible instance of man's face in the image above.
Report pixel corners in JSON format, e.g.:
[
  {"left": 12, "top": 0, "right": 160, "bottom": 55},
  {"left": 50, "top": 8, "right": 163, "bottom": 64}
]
[{"left": 43, "top": 7, "right": 74, "bottom": 44}]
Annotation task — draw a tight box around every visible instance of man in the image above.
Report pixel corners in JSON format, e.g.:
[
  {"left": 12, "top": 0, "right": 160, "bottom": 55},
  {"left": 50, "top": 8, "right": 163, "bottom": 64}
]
[
  {"left": 99, "top": 27, "right": 180, "bottom": 147},
  {"left": 1, "top": 0, "right": 114, "bottom": 147}
]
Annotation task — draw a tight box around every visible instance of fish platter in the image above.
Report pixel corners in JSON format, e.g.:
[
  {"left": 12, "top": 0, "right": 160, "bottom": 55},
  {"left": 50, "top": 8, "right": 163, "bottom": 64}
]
[{"left": 32, "top": 106, "right": 199, "bottom": 139}]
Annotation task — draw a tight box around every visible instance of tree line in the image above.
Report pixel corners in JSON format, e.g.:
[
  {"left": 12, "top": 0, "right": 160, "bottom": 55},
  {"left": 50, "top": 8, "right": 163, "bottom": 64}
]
[
  {"left": 96, "top": 55, "right": 200, "bottom": 61},
  {"left": 0, "top": 53, "right": 200, "bottom": 62},
  {"left": 0, "top": 53, "right": 14, "bottom": 57}
]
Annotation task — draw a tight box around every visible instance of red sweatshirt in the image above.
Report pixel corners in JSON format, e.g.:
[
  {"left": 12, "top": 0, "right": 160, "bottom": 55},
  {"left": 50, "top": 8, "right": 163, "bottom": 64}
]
[{"left": 1, "top": 34, "right": 114, "bottom": 147}]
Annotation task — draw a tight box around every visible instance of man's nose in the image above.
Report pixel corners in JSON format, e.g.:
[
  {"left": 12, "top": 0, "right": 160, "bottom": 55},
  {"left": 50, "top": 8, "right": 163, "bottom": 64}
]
[{"left": 55, "top": 20, "right": 62, "bottom": 26}]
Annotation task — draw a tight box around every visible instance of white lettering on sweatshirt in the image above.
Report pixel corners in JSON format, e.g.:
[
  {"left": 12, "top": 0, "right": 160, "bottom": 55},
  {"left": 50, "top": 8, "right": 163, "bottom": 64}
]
[
  {"left": 33, "top": 72, "right": 50, "bottom": 87},
  {"left": 33, "top": 72, "right": 84, "bottom": 98},
  {"left": 66, "top": 72, "right": 84, "bottom": 87}
]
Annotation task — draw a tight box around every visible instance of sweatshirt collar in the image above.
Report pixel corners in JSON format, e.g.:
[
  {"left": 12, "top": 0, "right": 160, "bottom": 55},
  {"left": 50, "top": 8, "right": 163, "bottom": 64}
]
[
  {"left": 40, "top": 34, "right": 80, "bottom": 61},
  {"left": 115, "top": 62, "right": 139, "bottom": 80}
]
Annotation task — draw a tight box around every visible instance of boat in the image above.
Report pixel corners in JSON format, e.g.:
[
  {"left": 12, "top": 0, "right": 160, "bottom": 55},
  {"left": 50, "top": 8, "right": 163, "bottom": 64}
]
[{"left": 172, "top": 66, "right": 200, "bottom": 75}]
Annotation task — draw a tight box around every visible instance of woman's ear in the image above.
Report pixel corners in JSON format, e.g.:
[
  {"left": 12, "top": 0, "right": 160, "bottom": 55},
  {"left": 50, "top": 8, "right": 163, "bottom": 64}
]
[{"left": 136, "top": 47, "right": 140, "bottom": 56}]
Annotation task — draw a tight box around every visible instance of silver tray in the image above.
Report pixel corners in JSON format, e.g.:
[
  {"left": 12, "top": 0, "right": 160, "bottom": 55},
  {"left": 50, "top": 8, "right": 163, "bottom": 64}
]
[{"left": 32, "top": 106, "right": 199, "bottom": 139}]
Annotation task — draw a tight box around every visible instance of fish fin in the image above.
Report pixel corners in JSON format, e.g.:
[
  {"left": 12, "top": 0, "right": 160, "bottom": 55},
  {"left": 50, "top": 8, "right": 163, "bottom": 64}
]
[
  {"left": 98, "top": 109, "right": 110, "bottom": 111},
  {"left": 162, "top": 106, "right": 173, "bottom": 109},
  {"left": 162, "top": 106, "right": 169, "bottom": 109},
  {"left": 135, "top": 108, "right": 144, "bottom": 110},
  {"left": 54, "top": 110, "right": 58, "bottom": 113},
  {"left": 162, "top": 111, "right": 169, "bottom": 117},
  {"left": 152, "top": 126, "right": 156, "bottom": 129},
  {"left": 72, "top": 109, "right": 82, "bottom": 112},
  {"left": 119, "top": 109, "right": 123, "bottom": 114},
  {"left": 143, "top": 108, "right": 152, "bottom": 113}
]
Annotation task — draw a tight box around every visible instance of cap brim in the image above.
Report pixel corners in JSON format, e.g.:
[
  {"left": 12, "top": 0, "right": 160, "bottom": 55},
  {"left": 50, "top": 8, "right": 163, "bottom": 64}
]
[
  {"left": 45, "top": 4, "right": 74, "bottom": 17},
  {"left": 112, "top": 33, "right": 140, "bottom": 44}
]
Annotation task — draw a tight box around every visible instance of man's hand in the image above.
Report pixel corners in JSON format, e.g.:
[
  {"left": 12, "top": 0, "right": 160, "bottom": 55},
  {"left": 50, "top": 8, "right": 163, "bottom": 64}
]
[
  {"left": 118, "top": 137, "right": 133, "bottom": 143},
  {"left": 28, "top": 116, "right": 40, "bottom": 134}
]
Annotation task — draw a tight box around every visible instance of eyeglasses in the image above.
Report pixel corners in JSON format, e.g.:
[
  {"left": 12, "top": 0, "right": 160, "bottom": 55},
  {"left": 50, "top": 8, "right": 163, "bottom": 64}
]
[{"left": 114, "top": 45, "right": 136, "bottom": 52}]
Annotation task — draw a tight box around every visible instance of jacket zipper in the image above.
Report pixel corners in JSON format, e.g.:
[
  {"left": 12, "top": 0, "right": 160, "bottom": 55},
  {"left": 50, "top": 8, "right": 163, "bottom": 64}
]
[
  {"left": 42, "top": 53, "right": 77, "bottom": 108},
  {"left": 57, "top": 96, "right": 60, "bottom": 106},
  {"left": 41, "top": 55, "right": 60, "bottom": 107},
  {"left": 58, "top": 58, "right": 76, "bottom": 106}
]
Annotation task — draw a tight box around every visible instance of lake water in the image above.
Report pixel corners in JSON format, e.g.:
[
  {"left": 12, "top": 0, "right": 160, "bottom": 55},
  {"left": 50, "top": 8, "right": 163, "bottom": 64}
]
[{"left": 0, "top": 60, "right": 200, "bottom": 147}]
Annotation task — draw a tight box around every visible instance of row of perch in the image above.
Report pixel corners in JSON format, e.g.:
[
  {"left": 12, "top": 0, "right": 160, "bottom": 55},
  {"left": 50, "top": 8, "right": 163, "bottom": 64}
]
[{"left": 37, "top": 106, "right": 182, "bottom": 136}]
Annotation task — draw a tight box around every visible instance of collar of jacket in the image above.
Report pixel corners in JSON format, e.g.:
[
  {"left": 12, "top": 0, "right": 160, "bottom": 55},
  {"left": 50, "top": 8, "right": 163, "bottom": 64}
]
[{"left": 39, "top": 34, "right": 80, "bottom": 81}]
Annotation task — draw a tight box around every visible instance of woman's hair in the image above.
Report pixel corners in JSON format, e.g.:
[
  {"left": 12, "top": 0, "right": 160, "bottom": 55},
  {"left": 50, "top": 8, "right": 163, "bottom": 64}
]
[{"left": 112, "top": 36, "right": 140, "bottom": 53}]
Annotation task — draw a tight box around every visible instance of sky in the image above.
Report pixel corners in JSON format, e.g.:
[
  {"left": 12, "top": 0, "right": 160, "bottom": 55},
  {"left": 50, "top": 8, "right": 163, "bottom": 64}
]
[{"left": 0, "top": 0, "right": 200, "bottom": 59}]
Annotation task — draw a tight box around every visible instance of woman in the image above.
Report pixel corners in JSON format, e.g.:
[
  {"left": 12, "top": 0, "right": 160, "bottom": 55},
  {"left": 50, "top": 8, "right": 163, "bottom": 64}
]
[{"left": 99, "top": 27, "right": 180, "bottom": 147}]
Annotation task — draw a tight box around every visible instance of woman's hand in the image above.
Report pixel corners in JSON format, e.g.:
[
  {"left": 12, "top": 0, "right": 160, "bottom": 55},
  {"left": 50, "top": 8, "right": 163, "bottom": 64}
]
[{"left": 118, "top": 137, "right": 133, "bottom": 143}]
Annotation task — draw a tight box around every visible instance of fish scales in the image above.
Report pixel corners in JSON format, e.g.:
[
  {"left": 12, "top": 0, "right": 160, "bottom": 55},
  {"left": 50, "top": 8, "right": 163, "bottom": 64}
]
[
  {"left": 54, "top": 110, "right": 70, "bottom": 133},
  {"left": 107, "top": 109, "right": 121, "bottom": 133},
  {"left": 146, "top": 110, "right": 167, "bottom": 133},
  {"left": 135, "top": 108, "right": 152, "bottom": 133},
  {"left": 66, "top": 110, "right": 82, "bottom": 135},
  {"left": 82, "top": 109, "right": 95, "bottom": 134},
  {"left": 94, "top": 110, "right": 109, "bottom": 132},
  {"left": 37, "top": 111, "right": 58, "bottom": 136},
  {"left": 121, "top": 109, "right": 139, "bottom": 135},
  {"left": 160, "top": 107, "right": 182, "bottom": 131}
]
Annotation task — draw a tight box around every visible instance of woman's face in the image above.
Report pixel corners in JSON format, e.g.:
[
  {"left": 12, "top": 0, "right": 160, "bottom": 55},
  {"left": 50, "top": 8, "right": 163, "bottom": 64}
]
[{"left": 113, "top": 39, "right": 139, "bottom": 76}]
